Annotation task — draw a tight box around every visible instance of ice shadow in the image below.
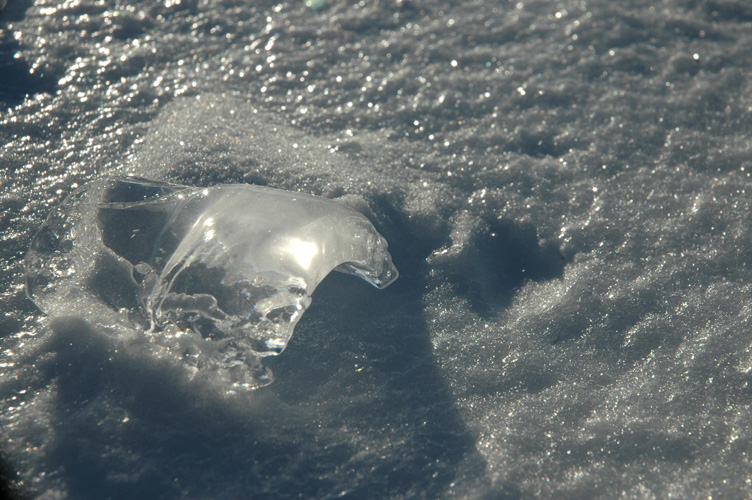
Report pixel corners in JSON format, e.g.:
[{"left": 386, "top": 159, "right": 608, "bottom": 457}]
[
  {"left": 0, "top": 1, "right": 58, "bottom": 107},
  {"left": 268, "top": 226, "right": 490, "bottom": 497},
  {"left": 36, "top": 225, "right": 489, "bottom": 498}
]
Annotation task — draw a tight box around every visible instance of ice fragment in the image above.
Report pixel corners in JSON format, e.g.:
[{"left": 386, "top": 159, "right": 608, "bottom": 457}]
[{"left": 25, "top": 178, "right": 398, "bottom": 390}]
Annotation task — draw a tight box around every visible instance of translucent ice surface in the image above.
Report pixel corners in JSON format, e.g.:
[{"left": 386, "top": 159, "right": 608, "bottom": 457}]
[{"left": 25, "top": 178, "right": 398, "bottom": 389}]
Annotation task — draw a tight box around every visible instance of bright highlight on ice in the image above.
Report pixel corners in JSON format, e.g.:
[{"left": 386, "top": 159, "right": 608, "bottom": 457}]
[{"left": 24, "top": 178, "right": 398, "bottom": 390}]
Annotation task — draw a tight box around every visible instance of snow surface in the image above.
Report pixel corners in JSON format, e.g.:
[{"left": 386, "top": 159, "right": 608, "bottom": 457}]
[{"left": 2, "top": 0, "right": 752, "bottom": 498}]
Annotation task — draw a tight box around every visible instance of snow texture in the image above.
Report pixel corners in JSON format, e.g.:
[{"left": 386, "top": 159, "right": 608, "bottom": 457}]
[{"left": 1, "top": 0, "right": 752, "bottom": 498}]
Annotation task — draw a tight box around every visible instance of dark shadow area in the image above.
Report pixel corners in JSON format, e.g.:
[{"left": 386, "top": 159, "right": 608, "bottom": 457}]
[
  {"left": 447, "top": 219, "right": 566, "bottom": 315},
  {"left": 0, "top": 1, "right": 57, "bottom": 107},
  {"left": 0, "top": 453, "right": 27, "bottom": 500}
]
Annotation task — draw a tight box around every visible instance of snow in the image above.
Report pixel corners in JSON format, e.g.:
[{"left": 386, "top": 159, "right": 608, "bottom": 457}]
[{"left": 2, "top": 0, "right": 752, "bottom": 498}]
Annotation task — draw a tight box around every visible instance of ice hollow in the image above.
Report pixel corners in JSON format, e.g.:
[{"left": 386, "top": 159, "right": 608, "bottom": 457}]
[{"left": 25, "top": 178, "right": 398, "bottom": 389}]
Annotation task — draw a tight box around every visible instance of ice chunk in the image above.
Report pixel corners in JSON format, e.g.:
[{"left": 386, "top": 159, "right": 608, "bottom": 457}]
[{"left": 25, "top": 177, "right": 398, "bottom": 390}]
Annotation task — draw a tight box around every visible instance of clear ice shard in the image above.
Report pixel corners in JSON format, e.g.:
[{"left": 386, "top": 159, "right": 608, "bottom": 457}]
[{"left": 25, "top": 177, "right": 398, "bottom": 390}]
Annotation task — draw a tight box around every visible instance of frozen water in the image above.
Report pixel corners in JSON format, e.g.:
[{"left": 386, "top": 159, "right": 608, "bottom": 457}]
[{"left": 25, "top": 177, "right": 397, "bottom": 389}]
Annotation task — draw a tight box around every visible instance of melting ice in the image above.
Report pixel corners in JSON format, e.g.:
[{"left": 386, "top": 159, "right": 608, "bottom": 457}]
[{"left": 25, "top": 178, "right": 398, "bottom": 390}]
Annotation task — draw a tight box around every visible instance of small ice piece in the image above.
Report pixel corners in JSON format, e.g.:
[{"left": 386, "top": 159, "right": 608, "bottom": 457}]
[{"left": 25, "top": 177, "right": 398, "bottom": 389}]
